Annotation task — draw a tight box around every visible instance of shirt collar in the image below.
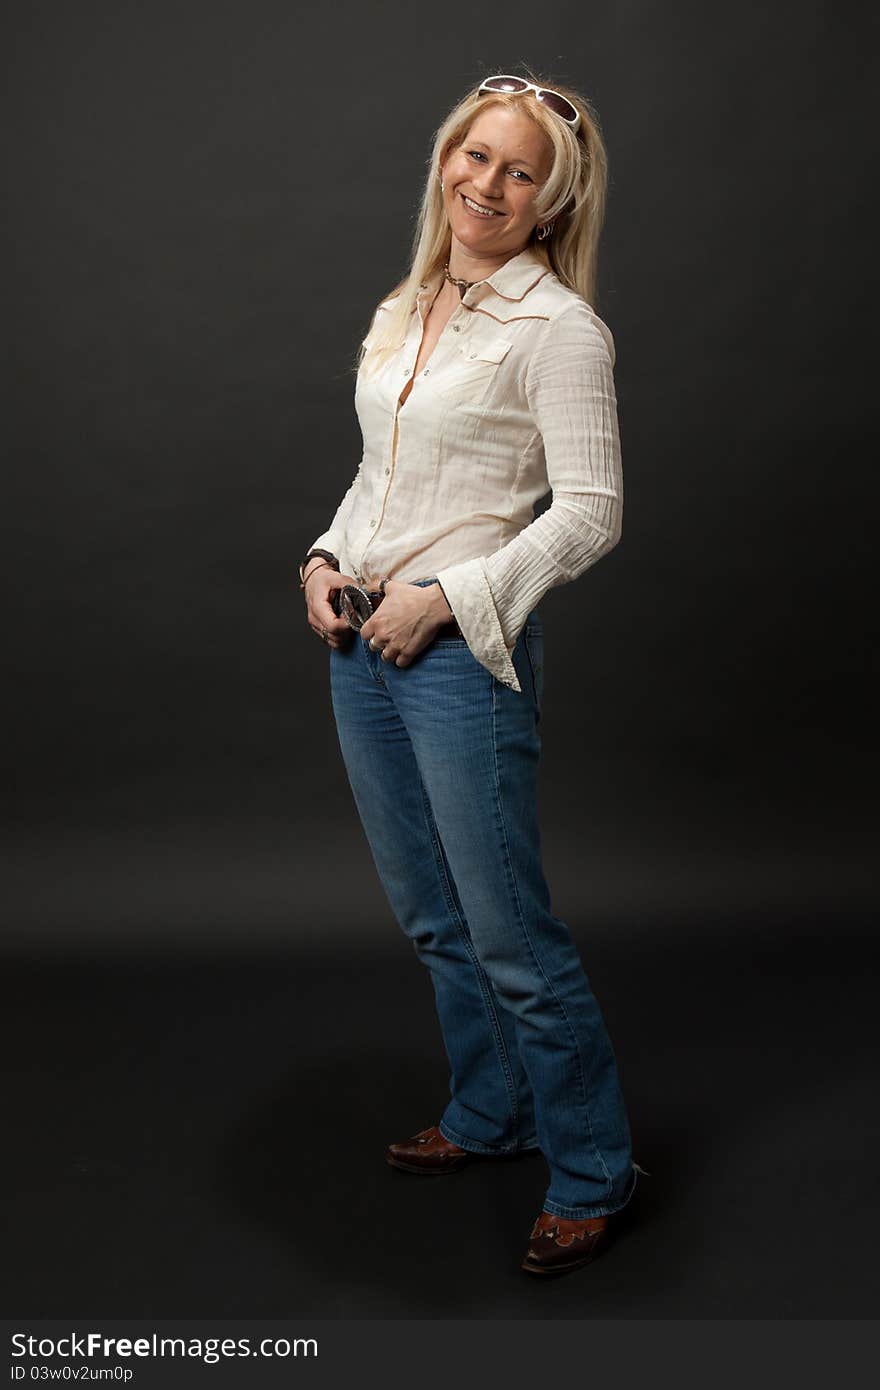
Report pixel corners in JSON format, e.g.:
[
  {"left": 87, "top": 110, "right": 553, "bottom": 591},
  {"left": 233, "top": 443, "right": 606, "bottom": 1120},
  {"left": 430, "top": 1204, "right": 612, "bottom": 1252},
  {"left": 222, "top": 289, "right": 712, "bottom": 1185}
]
[
  {"left": 477, "top": 245, "right": 552, "bottom": 302},
  {"left": 418, "top": 246, "right": 551, "bottom": 308}
]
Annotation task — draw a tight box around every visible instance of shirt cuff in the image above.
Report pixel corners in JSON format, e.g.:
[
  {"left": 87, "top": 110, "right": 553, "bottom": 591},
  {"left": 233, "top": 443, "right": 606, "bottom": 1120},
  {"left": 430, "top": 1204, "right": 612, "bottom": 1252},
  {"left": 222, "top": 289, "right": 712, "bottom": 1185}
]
[{"left": 434, "top": 557, "right": 522, "bottom": 693}]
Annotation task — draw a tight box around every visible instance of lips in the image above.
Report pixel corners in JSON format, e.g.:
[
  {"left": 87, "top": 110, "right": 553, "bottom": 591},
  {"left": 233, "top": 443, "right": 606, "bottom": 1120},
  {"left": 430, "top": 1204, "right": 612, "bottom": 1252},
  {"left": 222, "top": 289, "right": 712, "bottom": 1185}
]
[{"left": 460, "top": 192, "right": 505, "bottom": 218}]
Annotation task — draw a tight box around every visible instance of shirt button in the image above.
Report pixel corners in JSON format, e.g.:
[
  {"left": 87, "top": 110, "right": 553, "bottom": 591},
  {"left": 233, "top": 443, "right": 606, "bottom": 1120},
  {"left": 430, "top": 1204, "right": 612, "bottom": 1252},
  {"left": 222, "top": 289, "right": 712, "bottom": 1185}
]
[
  {"left": 384, "top": 467, "right": 390, "bottom": 474},
  {"left": 452, "top": 324, "right": 460, "bottom": 332},
  {"left": 369, "top": 519, "right": 376, "bottom": 527}
]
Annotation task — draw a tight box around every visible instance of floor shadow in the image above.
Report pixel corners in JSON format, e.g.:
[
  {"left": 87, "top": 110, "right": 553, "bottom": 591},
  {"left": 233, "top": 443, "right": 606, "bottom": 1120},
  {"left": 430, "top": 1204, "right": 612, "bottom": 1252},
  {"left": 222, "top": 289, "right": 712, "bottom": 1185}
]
[{"left": 1, "top": 914, "right": 877, "bottom": 1316}]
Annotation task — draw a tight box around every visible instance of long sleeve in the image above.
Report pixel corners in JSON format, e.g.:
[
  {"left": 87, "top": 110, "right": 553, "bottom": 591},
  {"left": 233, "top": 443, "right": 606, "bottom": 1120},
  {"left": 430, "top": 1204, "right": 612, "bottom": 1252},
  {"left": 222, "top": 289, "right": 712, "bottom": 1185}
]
[
  {"left": 435, "top": 300, "right": 623, "bottom": 693},
  {"left": 307, "top": 459, "right": 364, "bottom": 560}
]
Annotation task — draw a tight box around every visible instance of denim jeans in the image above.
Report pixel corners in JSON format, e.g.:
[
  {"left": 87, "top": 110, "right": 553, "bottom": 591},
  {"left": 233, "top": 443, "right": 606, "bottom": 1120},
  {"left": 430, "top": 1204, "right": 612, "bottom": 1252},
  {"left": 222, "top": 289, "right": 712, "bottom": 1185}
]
[{"left": 329, "top": 578, "right": 639, "bottom": 1219}]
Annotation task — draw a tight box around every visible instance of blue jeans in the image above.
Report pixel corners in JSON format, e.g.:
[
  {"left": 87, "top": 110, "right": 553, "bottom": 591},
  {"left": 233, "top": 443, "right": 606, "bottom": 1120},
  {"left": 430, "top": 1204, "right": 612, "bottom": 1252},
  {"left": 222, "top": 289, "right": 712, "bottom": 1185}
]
[{"left": 329, "top": 578, "right": 638, "bottom": 1219}]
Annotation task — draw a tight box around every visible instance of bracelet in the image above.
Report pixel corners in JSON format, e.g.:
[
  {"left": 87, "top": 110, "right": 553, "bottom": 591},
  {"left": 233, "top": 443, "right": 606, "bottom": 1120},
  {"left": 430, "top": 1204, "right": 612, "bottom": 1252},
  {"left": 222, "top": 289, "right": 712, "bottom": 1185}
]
[
  {"left": 435, "top": 578, "right": 454, "bottom": 618},
  {"left": 301, "top": 558, "right": 336, "bottom": 592},
  {"left": 299, "top": 547, "right": 340, "bottom": 588}
]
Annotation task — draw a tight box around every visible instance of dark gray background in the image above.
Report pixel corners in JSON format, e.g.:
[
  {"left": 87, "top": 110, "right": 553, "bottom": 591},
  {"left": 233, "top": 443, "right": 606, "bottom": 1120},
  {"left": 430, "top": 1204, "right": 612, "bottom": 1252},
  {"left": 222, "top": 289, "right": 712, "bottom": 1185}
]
[
  {"left": 3, "top": 1, "right": 876, "bottom": 944},
  {"left": 2, "top": 0, "right": 877, "bottom": 1323}
]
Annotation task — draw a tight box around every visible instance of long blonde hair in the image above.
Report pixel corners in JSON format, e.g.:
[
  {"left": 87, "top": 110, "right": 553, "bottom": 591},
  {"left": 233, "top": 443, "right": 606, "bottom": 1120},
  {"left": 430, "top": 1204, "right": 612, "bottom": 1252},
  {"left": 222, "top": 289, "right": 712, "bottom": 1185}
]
[{"left": 357, "top": 67, "right": 609, "bottom": 379}]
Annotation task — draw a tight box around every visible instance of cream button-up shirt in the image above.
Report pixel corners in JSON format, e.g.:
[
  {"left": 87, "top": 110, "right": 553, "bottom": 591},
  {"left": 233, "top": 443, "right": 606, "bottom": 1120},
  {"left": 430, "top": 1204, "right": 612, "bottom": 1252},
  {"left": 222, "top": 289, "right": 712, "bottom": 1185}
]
[{"left": 308, "top": 245, "right": 623, "bottom": 693}]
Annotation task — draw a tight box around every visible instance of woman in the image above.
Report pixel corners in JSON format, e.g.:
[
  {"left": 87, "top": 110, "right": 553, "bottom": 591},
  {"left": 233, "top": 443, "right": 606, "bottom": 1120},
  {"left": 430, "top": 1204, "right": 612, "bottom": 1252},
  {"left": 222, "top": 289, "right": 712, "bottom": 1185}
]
[{"left": 299, "top": 72, "right": 645, "bottom": 1278}]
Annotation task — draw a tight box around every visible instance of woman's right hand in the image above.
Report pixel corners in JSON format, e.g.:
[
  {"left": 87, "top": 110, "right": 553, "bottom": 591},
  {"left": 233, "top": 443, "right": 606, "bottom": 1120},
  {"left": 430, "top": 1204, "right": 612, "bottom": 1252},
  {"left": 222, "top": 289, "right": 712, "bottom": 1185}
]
[{"left": 303, "top": 561, "right": 358, "bottom": 650}]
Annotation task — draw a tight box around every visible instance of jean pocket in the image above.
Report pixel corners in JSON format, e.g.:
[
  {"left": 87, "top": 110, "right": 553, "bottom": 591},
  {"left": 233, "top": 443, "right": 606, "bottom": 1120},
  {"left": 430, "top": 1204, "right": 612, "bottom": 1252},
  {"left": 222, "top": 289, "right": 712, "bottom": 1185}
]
[{"left": 524, "top": 628, "right": 544, "bottom": 723}]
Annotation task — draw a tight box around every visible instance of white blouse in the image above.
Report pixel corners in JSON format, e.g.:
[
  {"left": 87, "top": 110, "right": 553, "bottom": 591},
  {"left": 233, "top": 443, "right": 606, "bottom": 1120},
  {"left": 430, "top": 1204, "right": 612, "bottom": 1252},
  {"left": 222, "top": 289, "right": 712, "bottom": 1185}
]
[{"left": 307, "top": 244, "right": 623, "bottom": 693}]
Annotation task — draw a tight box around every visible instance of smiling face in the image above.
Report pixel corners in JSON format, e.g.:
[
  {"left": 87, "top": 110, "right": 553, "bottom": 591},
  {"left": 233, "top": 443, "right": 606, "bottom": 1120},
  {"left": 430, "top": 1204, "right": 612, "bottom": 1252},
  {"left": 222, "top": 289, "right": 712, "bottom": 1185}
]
[{"left": 440, "top": 104, "right": 555, "bottom": 263}]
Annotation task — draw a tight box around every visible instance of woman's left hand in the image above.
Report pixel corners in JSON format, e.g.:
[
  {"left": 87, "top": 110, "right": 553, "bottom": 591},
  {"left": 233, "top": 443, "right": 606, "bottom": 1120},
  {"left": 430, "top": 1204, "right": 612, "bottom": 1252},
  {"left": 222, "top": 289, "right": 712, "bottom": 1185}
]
[{"left": 359, "top": 580, "right": 454, "bottom": 667}]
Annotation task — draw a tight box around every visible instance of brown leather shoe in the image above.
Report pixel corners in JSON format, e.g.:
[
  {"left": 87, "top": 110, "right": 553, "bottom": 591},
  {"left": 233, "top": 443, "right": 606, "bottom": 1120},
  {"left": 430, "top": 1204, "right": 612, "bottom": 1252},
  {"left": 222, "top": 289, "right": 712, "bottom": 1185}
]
[
  {"left": 521, "top": 1209, "right": 613, "bottom": 1276},
  {"left": 386, "top": 1124, "right": 474, "bottom": 1175}
]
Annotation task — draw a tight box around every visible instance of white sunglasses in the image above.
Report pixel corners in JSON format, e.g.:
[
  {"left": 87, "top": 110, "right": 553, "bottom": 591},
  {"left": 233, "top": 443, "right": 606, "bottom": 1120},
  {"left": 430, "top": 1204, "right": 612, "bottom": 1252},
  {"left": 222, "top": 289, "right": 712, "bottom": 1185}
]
[{"left": 478, "top": 75, "right": 581, "bottom": 133}]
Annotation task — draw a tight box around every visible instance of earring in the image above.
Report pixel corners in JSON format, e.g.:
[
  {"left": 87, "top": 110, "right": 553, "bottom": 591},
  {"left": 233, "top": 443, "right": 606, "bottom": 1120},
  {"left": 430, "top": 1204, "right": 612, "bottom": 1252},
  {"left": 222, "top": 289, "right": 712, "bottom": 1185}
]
[{"left": 536, "top": 219, "right": 555, "bottom": 240}]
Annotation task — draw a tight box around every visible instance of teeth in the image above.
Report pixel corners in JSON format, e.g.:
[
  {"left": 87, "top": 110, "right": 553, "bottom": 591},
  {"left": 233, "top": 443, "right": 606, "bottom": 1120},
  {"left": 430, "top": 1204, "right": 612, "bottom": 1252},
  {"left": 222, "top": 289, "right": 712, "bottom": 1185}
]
[{"left": 463, "top": 195, "right": 500, "bottom": 217}]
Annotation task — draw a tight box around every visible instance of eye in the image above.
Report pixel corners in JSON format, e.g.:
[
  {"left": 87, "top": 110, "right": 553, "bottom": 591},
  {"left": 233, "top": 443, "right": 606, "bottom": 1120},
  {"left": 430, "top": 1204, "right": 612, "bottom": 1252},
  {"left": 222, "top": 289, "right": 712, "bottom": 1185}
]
[{"left": 466, "top": 151, "right": 533, "bottom": 182}]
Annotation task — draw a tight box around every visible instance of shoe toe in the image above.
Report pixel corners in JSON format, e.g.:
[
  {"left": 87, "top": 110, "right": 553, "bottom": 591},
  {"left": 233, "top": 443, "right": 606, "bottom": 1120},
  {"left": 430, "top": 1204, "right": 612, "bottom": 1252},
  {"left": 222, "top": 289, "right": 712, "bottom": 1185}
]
[
  {"left": 521, "top": 1211, "right": 612, "bottom": 1276},
  {"left": 386, "top": 1124, "right": 470, "bottom": 1173}
]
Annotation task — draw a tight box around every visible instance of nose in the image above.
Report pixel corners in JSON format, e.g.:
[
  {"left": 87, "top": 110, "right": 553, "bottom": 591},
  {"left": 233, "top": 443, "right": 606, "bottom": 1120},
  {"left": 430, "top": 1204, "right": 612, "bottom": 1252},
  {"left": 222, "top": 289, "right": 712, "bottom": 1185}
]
[{"left": 471, "top": 165, "right": 505, "bottom": 200}]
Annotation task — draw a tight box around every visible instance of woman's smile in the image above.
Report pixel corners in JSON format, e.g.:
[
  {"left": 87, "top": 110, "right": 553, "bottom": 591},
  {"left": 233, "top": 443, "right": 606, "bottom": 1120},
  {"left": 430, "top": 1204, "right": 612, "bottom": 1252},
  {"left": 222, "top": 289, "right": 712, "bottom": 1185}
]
[{"left": 461, "top": 192, "right": 505, "bottom": 218}]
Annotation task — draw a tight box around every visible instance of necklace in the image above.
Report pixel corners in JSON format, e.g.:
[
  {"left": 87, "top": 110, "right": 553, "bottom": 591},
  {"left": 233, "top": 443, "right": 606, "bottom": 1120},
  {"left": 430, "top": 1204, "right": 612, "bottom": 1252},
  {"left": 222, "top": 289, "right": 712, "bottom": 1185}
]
[{"left": 443, "top": 262, "right": 478, "bottom": 298}]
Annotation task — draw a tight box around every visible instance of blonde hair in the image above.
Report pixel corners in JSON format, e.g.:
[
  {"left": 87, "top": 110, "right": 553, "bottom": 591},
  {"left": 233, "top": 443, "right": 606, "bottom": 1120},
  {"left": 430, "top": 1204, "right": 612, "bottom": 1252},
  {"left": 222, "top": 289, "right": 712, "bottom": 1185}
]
[{"left": 357, "top": 67, "right": 609, "bottom": 379}]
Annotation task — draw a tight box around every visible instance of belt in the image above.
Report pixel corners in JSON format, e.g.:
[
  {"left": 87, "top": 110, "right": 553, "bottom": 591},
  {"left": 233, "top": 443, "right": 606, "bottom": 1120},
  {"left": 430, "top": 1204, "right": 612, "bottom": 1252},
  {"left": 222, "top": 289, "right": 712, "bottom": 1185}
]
[{"left": 332, "top": 578, "right": 464, "bottom": 639}]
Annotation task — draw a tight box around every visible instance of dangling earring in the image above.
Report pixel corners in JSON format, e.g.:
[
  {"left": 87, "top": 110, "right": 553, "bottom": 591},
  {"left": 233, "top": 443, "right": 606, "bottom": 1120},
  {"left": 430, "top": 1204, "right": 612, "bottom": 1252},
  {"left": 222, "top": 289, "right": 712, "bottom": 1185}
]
[{"left": 536, "top": 219, "right": 555, "bottom": 241}]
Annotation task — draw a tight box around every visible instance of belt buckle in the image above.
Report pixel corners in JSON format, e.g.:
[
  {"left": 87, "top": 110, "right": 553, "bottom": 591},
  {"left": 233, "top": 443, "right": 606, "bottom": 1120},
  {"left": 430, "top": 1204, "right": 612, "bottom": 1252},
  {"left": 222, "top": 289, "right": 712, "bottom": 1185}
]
[{"left": 339, "top": 582, "right": 378, "bottom": 630}]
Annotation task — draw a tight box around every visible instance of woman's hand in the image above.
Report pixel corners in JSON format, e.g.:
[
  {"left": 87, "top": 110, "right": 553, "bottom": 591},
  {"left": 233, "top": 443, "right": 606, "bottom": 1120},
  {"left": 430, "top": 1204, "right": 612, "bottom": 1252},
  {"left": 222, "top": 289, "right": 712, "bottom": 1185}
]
[
  {"left": 359, "top": 580, "right": 454, "bottom": 667},
  {"left": 303, "top": 561, "right": 357, "bottom": 650}
]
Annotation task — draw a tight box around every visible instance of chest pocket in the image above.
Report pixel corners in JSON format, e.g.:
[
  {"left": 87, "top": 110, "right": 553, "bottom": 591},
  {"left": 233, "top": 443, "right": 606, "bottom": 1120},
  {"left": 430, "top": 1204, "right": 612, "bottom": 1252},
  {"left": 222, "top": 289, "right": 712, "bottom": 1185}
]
[{"left": 436, "top": 336, "right": 513, "bottom": 408}]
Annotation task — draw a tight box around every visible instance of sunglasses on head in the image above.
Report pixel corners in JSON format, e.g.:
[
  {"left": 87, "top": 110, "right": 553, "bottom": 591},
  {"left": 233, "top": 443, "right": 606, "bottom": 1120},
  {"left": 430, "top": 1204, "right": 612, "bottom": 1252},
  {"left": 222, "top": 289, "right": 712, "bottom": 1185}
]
[{"left": 477, "top": 75, "right": 581, "bottom": 133}]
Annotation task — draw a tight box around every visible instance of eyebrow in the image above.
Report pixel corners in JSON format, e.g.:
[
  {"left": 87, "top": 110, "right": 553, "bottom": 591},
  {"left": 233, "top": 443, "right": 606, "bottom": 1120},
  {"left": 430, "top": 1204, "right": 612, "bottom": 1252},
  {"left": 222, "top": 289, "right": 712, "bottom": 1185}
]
[{"left": 466, "top": 139, "right": 539, "bottom": 171}]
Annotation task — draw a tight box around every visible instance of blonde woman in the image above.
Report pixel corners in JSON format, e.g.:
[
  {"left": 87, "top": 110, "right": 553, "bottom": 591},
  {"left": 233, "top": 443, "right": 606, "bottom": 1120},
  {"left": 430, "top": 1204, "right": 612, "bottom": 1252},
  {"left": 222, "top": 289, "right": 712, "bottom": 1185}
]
[{"left": 300, "top": 72, "right": 645, "bottom": 1277}]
